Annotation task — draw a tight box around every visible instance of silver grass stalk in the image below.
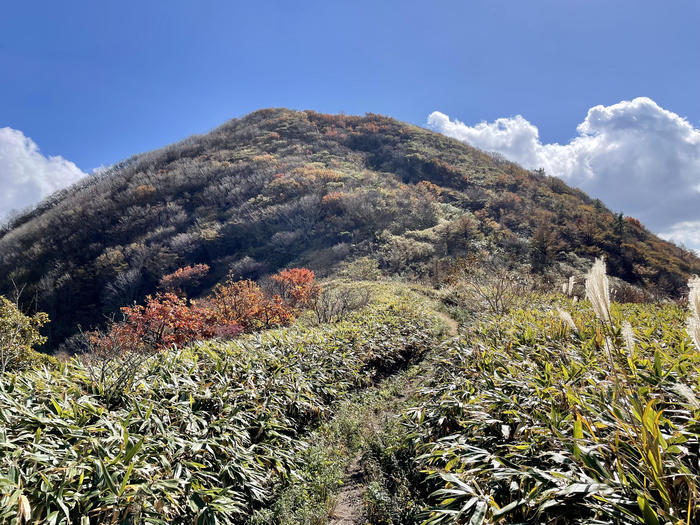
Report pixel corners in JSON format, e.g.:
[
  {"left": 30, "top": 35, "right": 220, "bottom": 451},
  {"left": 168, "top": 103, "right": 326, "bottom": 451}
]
[
  {"left": 557, "top": 308, "right": 577, "bottom": 331},
  {"left": 687, "top": 276, "right": 700, "bottom": 350},
  {"left": 561, "top": 283, "right": 568, "bottom": 294},
  {"left": 688, "top": 275, "right": 700, "bottom": 320},
  {"left": 567, "top": 275, "right": 576, "bottom": 296},
  {"left": 585, "top": 258, "right": 611, "bottom": 323},
  {"left": 673, "top": 383, "right": 699, "bottom": 409},
  {"left": 621, "top": 321, "right": 635, "bottom": 354},
  {"left": 604, "top": 337, "right": 615, "bottom": 356},
  {"left": 687, "top": 315, "right": 700, "bottom": 350}
]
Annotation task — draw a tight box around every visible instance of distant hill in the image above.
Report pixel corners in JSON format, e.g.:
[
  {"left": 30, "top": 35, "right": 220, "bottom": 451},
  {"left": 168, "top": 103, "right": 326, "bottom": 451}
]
[{"left": 1, "top": 108, "right": 698, "bottom": 347}]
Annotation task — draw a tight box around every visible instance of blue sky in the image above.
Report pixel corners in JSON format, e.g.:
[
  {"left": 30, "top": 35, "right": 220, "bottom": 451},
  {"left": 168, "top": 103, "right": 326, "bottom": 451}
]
[{"left": 2, "top": 0, "right": 700, "bottom": 248}]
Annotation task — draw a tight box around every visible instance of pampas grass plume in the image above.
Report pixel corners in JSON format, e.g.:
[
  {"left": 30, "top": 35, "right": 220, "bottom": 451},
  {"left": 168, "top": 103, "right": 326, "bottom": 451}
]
[
  {"left": 621, "top": 321, "right": 635, "bottom": 354},
  {"left": 557, "top": 307, "right": 577, "bottom": 332},
  {"left": 585, "top": 258, "right": 611, "bottom": 323},
  {"left": 687, "top": 276, "right": 700, "bottom": 349}
]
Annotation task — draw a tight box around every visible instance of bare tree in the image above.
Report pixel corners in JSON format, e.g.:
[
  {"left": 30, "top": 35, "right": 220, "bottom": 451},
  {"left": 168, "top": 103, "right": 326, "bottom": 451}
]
[
  {"left": 312, "top": 284, "right": 372, "bottom": 324},
  {"left": 445, "top": 257, "right": 532, "bottom": 316}
]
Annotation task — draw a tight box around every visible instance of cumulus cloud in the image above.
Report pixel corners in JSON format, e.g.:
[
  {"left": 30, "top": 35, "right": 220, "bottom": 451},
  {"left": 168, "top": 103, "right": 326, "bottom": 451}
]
[
  {"left": 0, "top": 127, "right": 87, "bottom": 223},
  {"left": 660, "top": 221, "right": 700, "bottom": 250},
  {"left": 428, "top": 98, "right": 700, "bottom": 252}
]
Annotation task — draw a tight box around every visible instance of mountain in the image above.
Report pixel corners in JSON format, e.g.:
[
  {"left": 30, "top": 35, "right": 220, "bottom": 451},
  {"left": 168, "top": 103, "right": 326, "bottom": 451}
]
[{"left": 1, "top": 108, "right": 698, "bottom": 347}]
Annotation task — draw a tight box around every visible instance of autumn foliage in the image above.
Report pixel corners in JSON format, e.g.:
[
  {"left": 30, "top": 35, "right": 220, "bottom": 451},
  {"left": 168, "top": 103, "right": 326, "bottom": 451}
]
[
  {"left": 209, "top": 276, "right": 294, "bottom": 331},
  {"left": 90, "top": 293, "right": 220, "bottom": 354},
  {"left": 90, "top": 267, "right": 318, "bottom": 355},
  {"left": 158, "top": 264, "right": 210, "bottom": 295},
  {"left": 271, "top": 267, "right": 320, "bottom": 309}
]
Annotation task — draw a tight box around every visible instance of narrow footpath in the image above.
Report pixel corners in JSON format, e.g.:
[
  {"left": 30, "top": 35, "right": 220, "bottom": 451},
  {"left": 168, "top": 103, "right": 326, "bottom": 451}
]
[{"left": 327, "top": 311, "right": 459, "bottom": 525}]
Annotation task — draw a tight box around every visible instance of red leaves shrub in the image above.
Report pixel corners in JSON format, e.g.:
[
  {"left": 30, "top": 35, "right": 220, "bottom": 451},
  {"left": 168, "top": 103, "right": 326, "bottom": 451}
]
[
  {"left": 624, "top": 216, "right": 644, "bottom": 230},
  {"left": 271, "top": 268, "right": 320, "bottom": 309},
  {"left": 211, "top": 323, "right": 243, "bottom": 339},
  {"left": 91, "top": 267, "right": 317, "bottom": 355},
  {"left": 210, "top": 279, "right": 265, "bottom": 329},
  {"left": 120, "top": 293, "right": 216, "bottom": 351},
  {"left": 91, "top": 292, "right": 222, "bottom": 354},
  {"left": 159, "top": 264, "right": 210, "bottom": 295},
  {"left": 209, "top": 277, "right": 294, "bottom": 331}
]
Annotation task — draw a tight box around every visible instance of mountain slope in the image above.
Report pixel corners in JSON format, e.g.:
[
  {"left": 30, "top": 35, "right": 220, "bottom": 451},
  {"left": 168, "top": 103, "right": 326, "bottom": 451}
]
[{"left": 1, "top": 108, "right": 698, "bottom": 347}]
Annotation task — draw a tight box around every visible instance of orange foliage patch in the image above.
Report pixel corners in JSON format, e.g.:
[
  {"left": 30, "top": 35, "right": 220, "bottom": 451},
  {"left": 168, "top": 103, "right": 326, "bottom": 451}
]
[
  {"left": 417, "top": 180, "right": 443, "bottom": 197},
  {"left": 91, "top": 267, "right": 318, "bottom": 355},
  {"left": 91, "top": 292, "right": 224, "bottom": 354},
  {"left": 159, "top": 264, "right": 210, "bottom": 295},
  {"left": 322, "top": 191, "right": 345, "bottom": 205},
  {"left": 271, "top": 268, "right": 320, "bottom": 309},
  {"left": 624, "top": 216, "right": 644, "bottom": 229},
  {"left": 208, "top": 277, "right": 293, "bottom": 331}
]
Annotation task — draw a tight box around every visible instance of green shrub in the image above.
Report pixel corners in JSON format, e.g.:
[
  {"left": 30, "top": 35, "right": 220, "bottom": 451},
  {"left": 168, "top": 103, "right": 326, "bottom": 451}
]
[{"left": 0, "top": 295, "right": 49, "bottom": 373}]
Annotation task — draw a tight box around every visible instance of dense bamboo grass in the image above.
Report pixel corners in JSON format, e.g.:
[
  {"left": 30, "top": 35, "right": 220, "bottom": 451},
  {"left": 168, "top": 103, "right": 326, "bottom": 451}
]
[
  {"left": 368, "top": 282, "right": 699, "bottom": 524},
  {"left": 0, "top": 288, "right": 442, "bottom": 524}
]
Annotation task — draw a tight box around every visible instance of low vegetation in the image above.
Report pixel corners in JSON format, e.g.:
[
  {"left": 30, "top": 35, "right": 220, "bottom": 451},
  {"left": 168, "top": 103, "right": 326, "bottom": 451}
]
[
  {"left": 365, "top": 263, "right": 699, "bottom": 524},
  {"left": 1, "top": 251, "right": 698, "bottom": 524},
  {"left": 0, "top": 284, "right": 443, "bottom": 524},
  {"left": 1, "top": 108, "right": 699, "bottom": 524}
]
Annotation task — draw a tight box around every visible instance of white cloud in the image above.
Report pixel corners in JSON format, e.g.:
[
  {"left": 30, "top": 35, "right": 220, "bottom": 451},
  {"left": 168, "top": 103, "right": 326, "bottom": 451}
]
[
  {"left": 659, "top": 221, "right": 700, "bottom": 255},
  {"left": 0, "top": 127, "right": 87, "bottom": 222},
  {"left": 428, "top": 97, "right": 700, "bottom": 251}
]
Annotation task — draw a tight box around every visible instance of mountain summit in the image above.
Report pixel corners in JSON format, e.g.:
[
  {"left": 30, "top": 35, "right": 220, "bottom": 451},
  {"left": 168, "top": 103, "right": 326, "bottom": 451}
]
[{"left": 1, "top": 108, "right": 698, "bottom": 346}]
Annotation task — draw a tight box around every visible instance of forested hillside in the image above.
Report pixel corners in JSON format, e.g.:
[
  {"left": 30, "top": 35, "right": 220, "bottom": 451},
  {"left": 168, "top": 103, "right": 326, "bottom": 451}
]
[{"left": 1, "top": 108, "right": 698, "bottom": 347}]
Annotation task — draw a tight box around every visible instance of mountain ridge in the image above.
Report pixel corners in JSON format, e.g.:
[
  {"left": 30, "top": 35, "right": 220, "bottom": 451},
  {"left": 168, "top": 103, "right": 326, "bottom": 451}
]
[{"left": 1, "top": 108, "right": 698, "bottom": 347}]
